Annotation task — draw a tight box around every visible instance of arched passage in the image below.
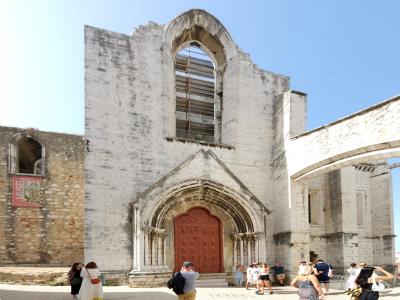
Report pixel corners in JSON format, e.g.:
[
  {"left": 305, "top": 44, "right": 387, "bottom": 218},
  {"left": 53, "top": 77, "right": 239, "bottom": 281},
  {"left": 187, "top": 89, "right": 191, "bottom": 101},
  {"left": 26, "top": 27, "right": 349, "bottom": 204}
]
[{"left": 131, "top": 179, "right": 268, "bottom": 274}]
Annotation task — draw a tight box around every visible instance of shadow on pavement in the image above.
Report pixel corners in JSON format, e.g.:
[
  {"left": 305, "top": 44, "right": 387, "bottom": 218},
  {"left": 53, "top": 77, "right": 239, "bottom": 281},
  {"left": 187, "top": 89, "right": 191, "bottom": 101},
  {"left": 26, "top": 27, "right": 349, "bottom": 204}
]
[{"left": 0, "top": 290, "right": 176, "bottom": 300}]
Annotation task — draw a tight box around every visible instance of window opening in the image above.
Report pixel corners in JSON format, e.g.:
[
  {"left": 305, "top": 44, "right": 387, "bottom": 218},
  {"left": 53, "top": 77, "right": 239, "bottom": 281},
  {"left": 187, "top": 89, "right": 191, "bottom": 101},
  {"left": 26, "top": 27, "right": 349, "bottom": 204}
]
[
  {"left": 175, "top": 42, "right": 215, "bottom": 142},
  {"left": 17, "top": 137, "right": 42, "bottom": 174}
]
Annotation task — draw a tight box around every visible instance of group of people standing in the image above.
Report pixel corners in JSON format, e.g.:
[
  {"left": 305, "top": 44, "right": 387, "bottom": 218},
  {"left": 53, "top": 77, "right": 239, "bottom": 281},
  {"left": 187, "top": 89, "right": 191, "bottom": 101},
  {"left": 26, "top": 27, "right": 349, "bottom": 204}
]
[
  {"left": 67, "top": 261, "right": 103, "bottom": 300},
  {"left": 290, "top": 259, "right": 394, "bottom": 300},
  {"left": 235, "top": 262, "right": 285, "bottom": 295}
]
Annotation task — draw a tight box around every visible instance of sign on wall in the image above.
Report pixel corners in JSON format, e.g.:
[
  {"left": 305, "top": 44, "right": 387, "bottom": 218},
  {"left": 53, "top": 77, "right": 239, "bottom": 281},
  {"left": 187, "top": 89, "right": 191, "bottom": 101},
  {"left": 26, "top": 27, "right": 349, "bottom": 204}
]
[{"left": 12, "top": 175, "right": 44, "bottom": 208}]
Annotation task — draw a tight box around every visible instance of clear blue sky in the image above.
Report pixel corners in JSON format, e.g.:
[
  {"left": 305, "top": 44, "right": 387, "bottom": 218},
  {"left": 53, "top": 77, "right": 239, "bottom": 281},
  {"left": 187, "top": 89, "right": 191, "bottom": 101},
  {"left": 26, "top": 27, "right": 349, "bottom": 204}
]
[{"left": 0, "top": 0, "right": 399, "bottom": 252}]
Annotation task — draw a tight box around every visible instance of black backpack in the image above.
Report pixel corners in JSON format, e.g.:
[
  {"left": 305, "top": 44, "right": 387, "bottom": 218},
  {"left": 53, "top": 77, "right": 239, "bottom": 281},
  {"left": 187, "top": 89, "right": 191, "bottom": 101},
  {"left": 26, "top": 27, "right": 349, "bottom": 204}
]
[{"left": 167, "top": 271, "right": 185, "bottom": 295}]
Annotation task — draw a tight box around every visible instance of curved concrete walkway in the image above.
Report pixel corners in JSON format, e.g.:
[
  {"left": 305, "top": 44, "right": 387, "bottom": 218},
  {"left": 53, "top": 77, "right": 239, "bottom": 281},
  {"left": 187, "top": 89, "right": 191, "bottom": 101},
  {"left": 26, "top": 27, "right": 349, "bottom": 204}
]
[{"left": 1, "top": 284, "right": 400, "bottom": 300}]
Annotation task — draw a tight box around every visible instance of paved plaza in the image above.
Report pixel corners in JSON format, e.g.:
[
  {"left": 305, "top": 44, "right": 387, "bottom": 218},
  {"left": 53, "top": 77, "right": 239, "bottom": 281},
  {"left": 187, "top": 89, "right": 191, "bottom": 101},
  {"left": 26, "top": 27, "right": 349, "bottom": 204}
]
[{"left": 1, "top": 284, "right": 400, "bottom": 300}]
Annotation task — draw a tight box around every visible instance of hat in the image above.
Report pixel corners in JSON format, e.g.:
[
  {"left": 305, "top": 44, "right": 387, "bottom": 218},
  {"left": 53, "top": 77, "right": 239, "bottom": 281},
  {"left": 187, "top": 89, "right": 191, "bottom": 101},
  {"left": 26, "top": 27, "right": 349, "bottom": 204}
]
[
  {"left": 183, "top": 261, "right": 194, "bottom": 267},
  {"left": 358, "top": 262, "right": 368, "bottom": 268}
]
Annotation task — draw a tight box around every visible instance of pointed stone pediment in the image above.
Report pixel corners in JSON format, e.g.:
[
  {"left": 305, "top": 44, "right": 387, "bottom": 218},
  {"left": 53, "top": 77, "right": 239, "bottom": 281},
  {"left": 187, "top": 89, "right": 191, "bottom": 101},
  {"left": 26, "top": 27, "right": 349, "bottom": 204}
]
[{"left": 132, "top": 149, "right": 270, "bottom": 213}]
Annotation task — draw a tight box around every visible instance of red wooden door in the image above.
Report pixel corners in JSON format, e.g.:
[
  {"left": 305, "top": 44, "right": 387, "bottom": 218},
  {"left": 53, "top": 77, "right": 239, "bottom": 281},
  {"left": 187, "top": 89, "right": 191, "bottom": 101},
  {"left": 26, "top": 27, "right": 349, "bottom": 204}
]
[{"left": 175, "top": 207, "right": 221, "bottom": 273}]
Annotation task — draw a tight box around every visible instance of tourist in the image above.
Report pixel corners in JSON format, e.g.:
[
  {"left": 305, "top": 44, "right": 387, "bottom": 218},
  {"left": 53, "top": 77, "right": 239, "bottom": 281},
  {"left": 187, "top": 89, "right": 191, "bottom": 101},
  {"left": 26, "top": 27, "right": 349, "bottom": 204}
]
[
  {"left": 256, "top": 263, "right": 273, "bottom": 295},
  {"left": 179, "top": 261, "right": 199, "bottom": 300},
  {"left": 78, "top": 261, "right": 103, "bottom": 300},
  {"left": 355, "top": 266, "right": 394, "bottom": 299},
  {"left": 313, "top": 259, "right": 332, "bottom": 295},
  {"left": 291, "top": 264, "right": 324, "bottom": 300},
  {"left": 252, "top": 263, "right": 261, "bottom": 291},
  {"left": 271, "top": 261, "right": 286, "bottom": 285},
  {"left": 298, "top": 260, "right": 307, "bottom": 275},
  {"left": 245, "top": 263, "right": 254, "bottom": 289},
  {"left": 67, "top": 262, "right": 82, "bottom": 300},
  {"left": 345, "top": 263, "right": 359, "bottom": 290},
  {"left": 397, "top": 262, "right": 400, "bottom": 280},
  {"left": 235, "top": 263, "right": 245, "bottom": 287}
]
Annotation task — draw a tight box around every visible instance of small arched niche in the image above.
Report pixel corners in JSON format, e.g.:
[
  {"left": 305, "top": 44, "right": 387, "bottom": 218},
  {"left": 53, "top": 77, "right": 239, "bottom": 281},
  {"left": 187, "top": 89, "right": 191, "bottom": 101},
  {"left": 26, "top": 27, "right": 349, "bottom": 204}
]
[{"left": 9, "top": 133, "right": 45, "bottom": 176}]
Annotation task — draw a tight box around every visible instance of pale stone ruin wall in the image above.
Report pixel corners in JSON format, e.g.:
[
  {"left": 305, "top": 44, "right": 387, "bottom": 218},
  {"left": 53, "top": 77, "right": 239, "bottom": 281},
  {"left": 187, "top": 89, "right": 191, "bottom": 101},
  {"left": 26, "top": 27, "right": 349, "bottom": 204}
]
[
  {"left": 85, "top": 11, "right": 289, "bottom": 274},
  {"left": 0, "top": 126, "right": 84, "bottom": 265},
  {"left": 300, "top": 165, "right": 394, "bottom": 274},
  {"left": 272, "top": 90, "right": 395, "bottom": 276}
]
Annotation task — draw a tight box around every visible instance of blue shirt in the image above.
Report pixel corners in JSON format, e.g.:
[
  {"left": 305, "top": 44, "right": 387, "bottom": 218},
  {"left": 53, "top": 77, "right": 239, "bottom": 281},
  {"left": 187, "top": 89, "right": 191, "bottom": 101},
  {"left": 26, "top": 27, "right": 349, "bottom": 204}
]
[
  {"left": 181, "top": 271, "right": 199, "bottom": 292},
  {"left": 315, "top": 262, "right": 331, "bottom": 275}
]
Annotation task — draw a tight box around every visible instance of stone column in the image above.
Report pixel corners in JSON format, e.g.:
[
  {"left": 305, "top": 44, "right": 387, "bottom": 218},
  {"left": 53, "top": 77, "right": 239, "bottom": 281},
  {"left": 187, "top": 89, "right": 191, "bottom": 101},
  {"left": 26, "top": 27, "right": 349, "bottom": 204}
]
[
  {"left": 131, "top": 205, "right": 141, "bottom": 271},
  {"left": 247, "top": 234, "right": 252, "bottom": 265},
  {"left": 233, "top": 234, "right": 238, "bottom": 269},
  {"left": 163, "top": 232, "right": 167, "bottom": 266},
  {"left": 239, "top": 234, "right": 244, "bottom": 265},
  {"left": 255, "top": 234, "right": 259, "bottom": 263},
  {"left": 144, "top": 228, "right": 150, "bottom": 266}
]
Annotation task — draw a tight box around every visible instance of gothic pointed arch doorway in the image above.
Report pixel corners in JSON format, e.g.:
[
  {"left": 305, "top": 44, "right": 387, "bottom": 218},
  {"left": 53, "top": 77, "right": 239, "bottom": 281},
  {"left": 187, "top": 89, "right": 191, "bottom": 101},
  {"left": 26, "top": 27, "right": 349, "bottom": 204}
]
[{"left": 174, "top": 207, "right": 223, "bottom": 273}]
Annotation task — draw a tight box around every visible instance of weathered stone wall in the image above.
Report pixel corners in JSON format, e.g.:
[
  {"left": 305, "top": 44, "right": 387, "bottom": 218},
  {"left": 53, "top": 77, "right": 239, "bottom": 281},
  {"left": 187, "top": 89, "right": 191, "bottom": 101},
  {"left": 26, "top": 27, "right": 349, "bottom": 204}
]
[
  {"left": 306, "top": 165, "right": 393, "bottom": 273},
  {"left": 0, "top": 126, "right": 84, "bottom": 265},
  {"left": 272, "top": 91, "right": 309, "bottom": 273},
  {"left": 85, "top": 10, "right": 289, "bottom": 272}
]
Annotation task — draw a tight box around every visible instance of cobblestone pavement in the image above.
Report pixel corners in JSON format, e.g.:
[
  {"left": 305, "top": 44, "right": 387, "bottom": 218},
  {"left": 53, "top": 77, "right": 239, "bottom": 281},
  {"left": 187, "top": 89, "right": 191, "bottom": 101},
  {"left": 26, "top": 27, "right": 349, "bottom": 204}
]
[{"left": 0, "top": 285, "right": 400, "bottom": 300}]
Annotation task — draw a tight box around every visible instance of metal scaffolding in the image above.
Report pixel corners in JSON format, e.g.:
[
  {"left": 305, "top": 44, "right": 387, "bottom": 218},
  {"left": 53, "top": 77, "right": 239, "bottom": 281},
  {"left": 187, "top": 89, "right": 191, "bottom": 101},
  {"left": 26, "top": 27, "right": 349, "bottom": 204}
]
[{"left": 175, "top": 44, "right": 215, "bottom": 142}]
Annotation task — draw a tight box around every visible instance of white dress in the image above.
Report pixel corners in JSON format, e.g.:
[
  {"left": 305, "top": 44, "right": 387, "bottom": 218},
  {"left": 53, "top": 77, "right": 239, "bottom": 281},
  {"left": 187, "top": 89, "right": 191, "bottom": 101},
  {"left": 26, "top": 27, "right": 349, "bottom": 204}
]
[
  {"left": 345, "top": 267, "right": 360, "bottom": 289},
  {"left": 78, "top": 268, "right": 103, "bottom": 300}
]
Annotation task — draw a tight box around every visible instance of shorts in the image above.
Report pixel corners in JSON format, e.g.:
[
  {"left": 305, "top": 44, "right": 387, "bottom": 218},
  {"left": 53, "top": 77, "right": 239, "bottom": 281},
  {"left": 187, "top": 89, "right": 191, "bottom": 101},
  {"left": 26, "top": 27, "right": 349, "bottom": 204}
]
[
  {"left": 259, "top": 275, "right": 270, "bottom": 281},
  {"left": 318, "top": 275, "right": 330, "bottom": 283},
  {"left": 276, "top": 274, "right": 285, "bottom": 280}
]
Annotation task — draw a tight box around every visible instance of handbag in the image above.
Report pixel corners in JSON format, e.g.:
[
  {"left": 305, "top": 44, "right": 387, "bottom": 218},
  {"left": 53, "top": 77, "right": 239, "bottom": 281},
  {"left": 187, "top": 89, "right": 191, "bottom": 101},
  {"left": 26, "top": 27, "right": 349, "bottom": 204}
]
[
  {"left": 91, "top": 278, "right": 101, "bottom": 284},
  {"left": 86, "top": 269, "right": 101, "bottom": 284},
  {"left": 328, "top": 267, "right": 333, "bottom": 278},
  {"left": 371, "top": 277, "right": 384, "bottom": 292}
]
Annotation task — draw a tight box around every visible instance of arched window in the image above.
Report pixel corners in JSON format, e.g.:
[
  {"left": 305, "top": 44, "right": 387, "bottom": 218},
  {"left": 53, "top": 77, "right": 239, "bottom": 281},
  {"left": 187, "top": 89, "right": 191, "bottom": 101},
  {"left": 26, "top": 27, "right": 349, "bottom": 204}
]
[
  {"left": 9, "top": 133, "right": 45, "bottom": 176},
  {"left": 175, "top": 42, "right": 216, "bottom": 143}
]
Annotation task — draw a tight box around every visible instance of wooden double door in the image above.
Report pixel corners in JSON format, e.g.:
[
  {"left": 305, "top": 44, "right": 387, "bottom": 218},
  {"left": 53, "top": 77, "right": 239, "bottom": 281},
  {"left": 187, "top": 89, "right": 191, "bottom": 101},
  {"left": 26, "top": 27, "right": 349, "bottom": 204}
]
[{"left": 175, "top": 207, "right": 222, "bottom": 273}]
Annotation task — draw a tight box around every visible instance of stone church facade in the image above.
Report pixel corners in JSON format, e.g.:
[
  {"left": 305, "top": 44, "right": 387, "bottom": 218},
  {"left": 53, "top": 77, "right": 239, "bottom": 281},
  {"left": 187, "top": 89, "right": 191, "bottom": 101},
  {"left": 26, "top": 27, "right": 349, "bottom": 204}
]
[
  {"left": 84, "top": 9, "right": 395, "bottom": 286},
  {"left": 0, "top": 9, "right": 396, "bottom": 287}
]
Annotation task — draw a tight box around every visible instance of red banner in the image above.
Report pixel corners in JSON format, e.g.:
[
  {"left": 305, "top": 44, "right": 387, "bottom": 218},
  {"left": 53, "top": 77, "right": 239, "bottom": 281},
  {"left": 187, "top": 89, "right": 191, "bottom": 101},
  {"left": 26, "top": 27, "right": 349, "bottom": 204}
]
[{"left": 12, "top": 175, "right": 44, "bottom": 208}]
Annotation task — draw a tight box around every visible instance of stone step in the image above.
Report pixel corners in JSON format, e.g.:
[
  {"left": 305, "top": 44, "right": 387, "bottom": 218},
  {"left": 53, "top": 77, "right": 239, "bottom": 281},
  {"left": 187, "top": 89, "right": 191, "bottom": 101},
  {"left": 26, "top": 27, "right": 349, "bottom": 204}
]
[
  {"left": 199, "top": 272, "right": 227, "bottom": 278},
  {"left": 197, "top": 273, "right": 228, "bottom": 287},
  {"left": 196, "top": 279, "right": 228, "bottom": 287}
]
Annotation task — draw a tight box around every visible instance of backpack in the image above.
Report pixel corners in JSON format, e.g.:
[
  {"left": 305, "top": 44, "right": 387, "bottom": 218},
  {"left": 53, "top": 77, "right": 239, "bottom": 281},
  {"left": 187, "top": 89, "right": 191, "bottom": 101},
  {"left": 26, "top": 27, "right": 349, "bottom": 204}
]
[{"left": 167, "top": 271, "right": 185, "bottom": 295}]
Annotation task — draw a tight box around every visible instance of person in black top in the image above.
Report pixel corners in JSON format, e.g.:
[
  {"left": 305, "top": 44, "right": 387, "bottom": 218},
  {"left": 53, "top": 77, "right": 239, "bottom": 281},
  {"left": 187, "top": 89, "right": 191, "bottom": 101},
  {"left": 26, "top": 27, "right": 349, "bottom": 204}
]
[
  {"left": 67, "top": 262, "right": 83, "bottom": 300},
  {"left": 355, "top": 266, "right": 393, "bottom": 300}
]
